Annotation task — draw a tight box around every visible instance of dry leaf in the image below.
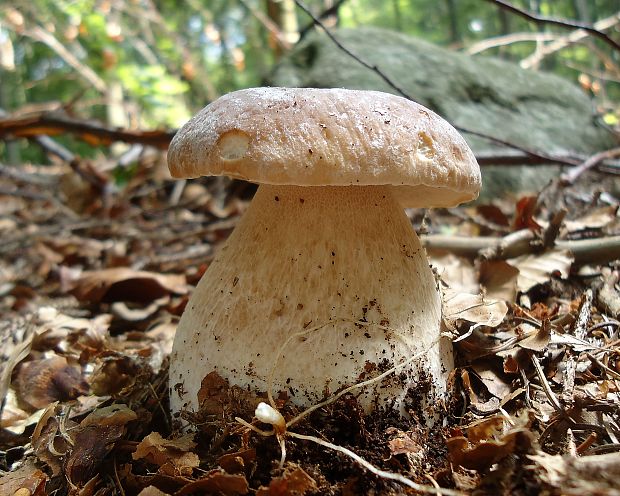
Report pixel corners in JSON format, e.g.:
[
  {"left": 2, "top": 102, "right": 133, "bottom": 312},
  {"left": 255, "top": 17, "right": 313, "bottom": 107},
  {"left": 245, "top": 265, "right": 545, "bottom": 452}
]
[
  {"left": 563, "top": 205, "right": 618, "bottom": 232},
  {"left": 138, "top": 487, "right": 171, "bottom": 496},
  {"left": 470, "top": 363, "right": 513, "bottom": 400},
  {"left": 386, "top": 427, "right": 424, "bottom": 456},
  {"left": 518, "top": 322, "right": 551, "bottom": 351},
  {"left": 132, "top": 432, "right": 199, "bottom": 477},
  {"left": 479, "top": 260, "right": 519, "bottom": 303},
  {"left": 175, "top": 469, "right": 249, "bottom": 495},
  {"left": 217, "top": 448, "right": 256, "bottom": 474},
  {"left": 15, "top": 355, "right": 88, "bottom": 410},
  {"left": 66, "top": 267, "right": 187, "bottom": 303},
  {"left": 530, "top": 451, "right": 620, "bottom": 495},
  {"left": 430, "top": 252, "right": 479, "bottom": 294},
  {"left": 256, "top": 465, "right": 317, "bottom": 496},
  {"left": 64, "top": 405, "right": 137, "bottom": 486},
  {"left": 0, "top": 459, "right": 48, "bottom": 496},
  {"left": 507, "top": 249, "right": 573, "bottom": 292},
  {"left": 442, "top": 290, "right": 508, "bottom": 330},
  {"left": 447, "top": 428, "right": 534, "bottom": 471}
]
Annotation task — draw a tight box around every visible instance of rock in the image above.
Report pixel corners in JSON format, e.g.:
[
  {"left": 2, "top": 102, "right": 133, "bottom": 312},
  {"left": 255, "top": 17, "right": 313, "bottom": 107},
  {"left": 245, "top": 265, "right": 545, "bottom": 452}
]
[{"left": 270, "top": 27, "right": 616, "bottom": 200}]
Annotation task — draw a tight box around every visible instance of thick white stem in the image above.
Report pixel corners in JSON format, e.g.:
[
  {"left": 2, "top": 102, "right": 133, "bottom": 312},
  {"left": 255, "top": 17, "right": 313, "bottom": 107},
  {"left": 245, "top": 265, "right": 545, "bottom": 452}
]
[{"left": 169, "top": 185, "right": 452, "bottom": 421}]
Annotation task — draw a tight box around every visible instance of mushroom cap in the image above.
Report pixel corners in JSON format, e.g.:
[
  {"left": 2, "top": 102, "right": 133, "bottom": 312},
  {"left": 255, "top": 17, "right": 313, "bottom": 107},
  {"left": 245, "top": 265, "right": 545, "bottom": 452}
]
[{"left": 168, "top": 87, "right": 481, "bottom": 208}]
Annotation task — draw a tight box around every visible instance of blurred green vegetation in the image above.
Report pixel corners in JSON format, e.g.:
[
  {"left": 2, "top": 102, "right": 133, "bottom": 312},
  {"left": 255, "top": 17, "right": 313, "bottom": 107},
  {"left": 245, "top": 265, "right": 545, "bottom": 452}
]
[{"left": 0, "top": 0, "right": 618, "bottom": 163}]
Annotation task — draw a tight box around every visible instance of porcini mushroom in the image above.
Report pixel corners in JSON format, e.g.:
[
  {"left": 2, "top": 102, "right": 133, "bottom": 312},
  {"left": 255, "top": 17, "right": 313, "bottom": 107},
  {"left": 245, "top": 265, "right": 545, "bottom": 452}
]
[{"left": 168, "top": 87, "right": 480, "bottom": 422}]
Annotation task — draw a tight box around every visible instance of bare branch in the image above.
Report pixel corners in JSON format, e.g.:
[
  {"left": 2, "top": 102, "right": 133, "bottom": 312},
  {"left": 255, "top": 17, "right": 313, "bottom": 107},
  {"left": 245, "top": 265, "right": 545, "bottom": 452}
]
[
  {"left": 238, "top": 0, "right": 292, "bottom": 49},
  {"left": 521, "top": 12, "right": 620, "bottom": 69},
  {"left": 483, "top": 0, "right": 620, "bottom": 53},
  {"left": 466, "top": 32, "right": 556, "bottom": 55},
  {"left": 561, "top": 147, "right": 620, "bottom": 185},
  {"left": 0, "top": 111, "right": 174, "bottom": 149},
  {"left": 17, "top": 25, "right": 107, "bottom": 93},
  {"left": 422, "top": 233, "right": 620, "bottom": 265}
]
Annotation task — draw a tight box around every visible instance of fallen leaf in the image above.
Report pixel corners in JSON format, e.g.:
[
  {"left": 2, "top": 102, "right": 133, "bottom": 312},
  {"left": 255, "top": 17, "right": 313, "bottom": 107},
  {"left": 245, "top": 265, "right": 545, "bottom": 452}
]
[
  {"left": 563, "top": 205, "right": 618, "bottom": 232},
  {"left": 132, "top": 432, "right": 199, "bottom": 477},
  {"left": 447, "top": 428, "right": 534, "bottom": 471},
  {"left": 175, "top": 469, "right": 249, "bottom": 495},
  {"left": 470, "top": 363, "right": 513, "bottom": 400},
  {"left": 442, "top": 290, "right": 508, "bottom": 331},
  {"left": 0, "top": 459, "right": 48, "bottom": 496},
  {"left": 530, "top": 451, "right": 620, "bottom": 495},
  {"left": 90, "top": 355, "right": 144, "bottom": 396},
  {"left": 66, "top": 267, "right": 187, "bottom": 303},
  {"left": 430, "top": 252, "right": 479, "bottom": 294},
  {"left": 138, "top": 487, "right": 171, "bottom": 496},
  {"left": 217, "top": 448, "right": 256, "bottom": 474},
  {"left": 507, "top": 249, "right": 573, "bottom": 292},
  {"left": 64, "top": 405, "right": 137, "bottom": 486},
  {"left": 479, "top": 260, "right": 519, "bottom": 303},
  {"left": 512, "top": 196, "right": 541, "bottom": 231},
  {"left": 386, "top": 428, "right": 424, "bottom": 456},
  {"left": 256, "top": 465, "right": 317, "bottom": 496},
  {"left": 517, "top": 322, "right": 551, "bottom": 351},
  {"left": 15, "top": 355, "right": 88, "bottom": 410}
]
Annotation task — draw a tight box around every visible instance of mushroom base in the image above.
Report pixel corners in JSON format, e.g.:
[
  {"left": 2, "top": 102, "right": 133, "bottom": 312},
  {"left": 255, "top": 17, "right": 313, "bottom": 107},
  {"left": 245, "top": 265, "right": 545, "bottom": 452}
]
[{"left": 169, "top": 185, "right": 452, "bottom": 422}]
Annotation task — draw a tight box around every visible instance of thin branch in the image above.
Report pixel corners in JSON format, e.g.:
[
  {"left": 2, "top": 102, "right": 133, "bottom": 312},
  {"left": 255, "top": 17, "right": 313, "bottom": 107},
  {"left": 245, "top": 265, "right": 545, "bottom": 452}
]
[
  {"left": 298, "top": 0, "right": 348, "bottom": 40},
  {"left": 521, "top": 12, "right": 620, "bottom": 69},
  {"left": 0, "top": 112, "right": 175, "bottom": 149},
  {"left": 294, "top": 1, "right": 411, "bottom": 99},
  {"left": 422, "top": 233, "right": 620, "bottom": 265},
  {"left": 293, "top": 0, "right": 582, "bottom": 167},
  {"left": 16, "top": 25, "right": 107, "bottom": 93},
  {"left": 466, "top": 32, "right": 556, "bottom": 55},
  {"left": 483, "top": 0, "right": 620, "bottom": 53},
  {"left": 238, "top": 0, "right": 292, "bottom": 49},
  {"left": 561, "top": 147, "right": 620, "bottom": 184}
]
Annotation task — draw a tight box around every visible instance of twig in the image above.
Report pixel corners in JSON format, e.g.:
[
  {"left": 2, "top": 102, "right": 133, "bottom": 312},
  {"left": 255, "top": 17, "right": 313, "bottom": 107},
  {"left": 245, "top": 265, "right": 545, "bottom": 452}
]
[
  {"left": 586, "top": 353, "right": 620, "bottom": 380},
  {"left": 294, "top": 1, "right": 411, "bottom": 99},
  {"left": 298, "top": 0, "right": 348, "bottom": 40},
  {"left": 521, "top": 12, "right": 620, "bottom": 69},
  {"left": 288, "top": 431, "right": 465, "bottom": 496},
  {"left": 422, "top": 233, "right": 620, "bottom": 265},
  {"left": 542, "top": 209, "right": 567, "bottom": 249},
  {"left": 531, "top": 354, "right": 563, "bottom": 413},
  {"left": 573, "top": 290, "right": 593, "bottom": 341},
  {"left": 466, "top": 32, "right": 556, "bottom": 55},
  {"left": 238, "top": 0, "right": 293, "bottom": 49},
  {"left": 561, "top": 147, "right": 620, "bottom": 185},
  {"left": 0, "top": 111, "right": 175, "bottom": 149},
  {"left": 8, "top": 23, "right": 107, "bottom": 92},
  {"left": 483, "top": 0, "right": 620, "bottom": 53}
]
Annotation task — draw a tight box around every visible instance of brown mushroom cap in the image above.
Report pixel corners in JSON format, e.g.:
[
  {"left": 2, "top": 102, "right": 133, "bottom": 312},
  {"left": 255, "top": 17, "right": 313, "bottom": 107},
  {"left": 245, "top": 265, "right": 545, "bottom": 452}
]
[{"left": 168, "top": 87, "right": 480, "bottom": 208}]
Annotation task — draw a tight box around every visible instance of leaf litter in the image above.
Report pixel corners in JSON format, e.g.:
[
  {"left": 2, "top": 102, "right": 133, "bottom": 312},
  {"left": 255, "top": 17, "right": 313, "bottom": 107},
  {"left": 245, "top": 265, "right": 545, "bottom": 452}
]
[{"left": 1, "top": 153, "right": 619, "bottom": 495}]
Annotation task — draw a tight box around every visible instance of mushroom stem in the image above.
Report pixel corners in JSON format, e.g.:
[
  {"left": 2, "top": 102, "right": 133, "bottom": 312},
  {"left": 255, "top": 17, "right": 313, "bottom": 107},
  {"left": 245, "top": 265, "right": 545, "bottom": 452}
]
[{"left": 169, "top": 184, "right": 452, "bottom": 421}]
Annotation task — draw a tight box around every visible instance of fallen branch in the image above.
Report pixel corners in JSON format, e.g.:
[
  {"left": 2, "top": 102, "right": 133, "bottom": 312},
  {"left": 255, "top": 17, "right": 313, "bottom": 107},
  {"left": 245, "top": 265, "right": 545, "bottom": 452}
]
[
  {"left": 0, "top": 111, "right": 175, "bottom": 149},
  {"left": 422, "top": 233, "right": 620, "bottom": 265},
  {"left": 561, "top": 147, "right": 620, "bottom": 185}
]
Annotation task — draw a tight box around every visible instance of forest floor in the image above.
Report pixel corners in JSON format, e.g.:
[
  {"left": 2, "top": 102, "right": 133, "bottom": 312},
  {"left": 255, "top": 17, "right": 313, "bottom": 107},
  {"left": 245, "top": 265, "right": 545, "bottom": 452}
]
[{"left": 0, "top": 153, "right": 619, "bottom": 495}]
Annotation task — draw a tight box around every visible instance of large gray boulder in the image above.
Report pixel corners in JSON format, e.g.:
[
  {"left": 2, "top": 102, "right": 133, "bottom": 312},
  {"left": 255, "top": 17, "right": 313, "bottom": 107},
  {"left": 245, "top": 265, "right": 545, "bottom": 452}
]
[{"left": 269, "top": 27, "right": 616, "bottom": 199}]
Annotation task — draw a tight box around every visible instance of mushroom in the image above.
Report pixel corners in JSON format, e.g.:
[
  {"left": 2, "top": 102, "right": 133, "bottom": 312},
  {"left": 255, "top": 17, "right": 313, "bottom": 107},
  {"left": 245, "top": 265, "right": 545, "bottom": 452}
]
[{"left": 167, "top": 87, "right": 480, "bottom": 422}]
